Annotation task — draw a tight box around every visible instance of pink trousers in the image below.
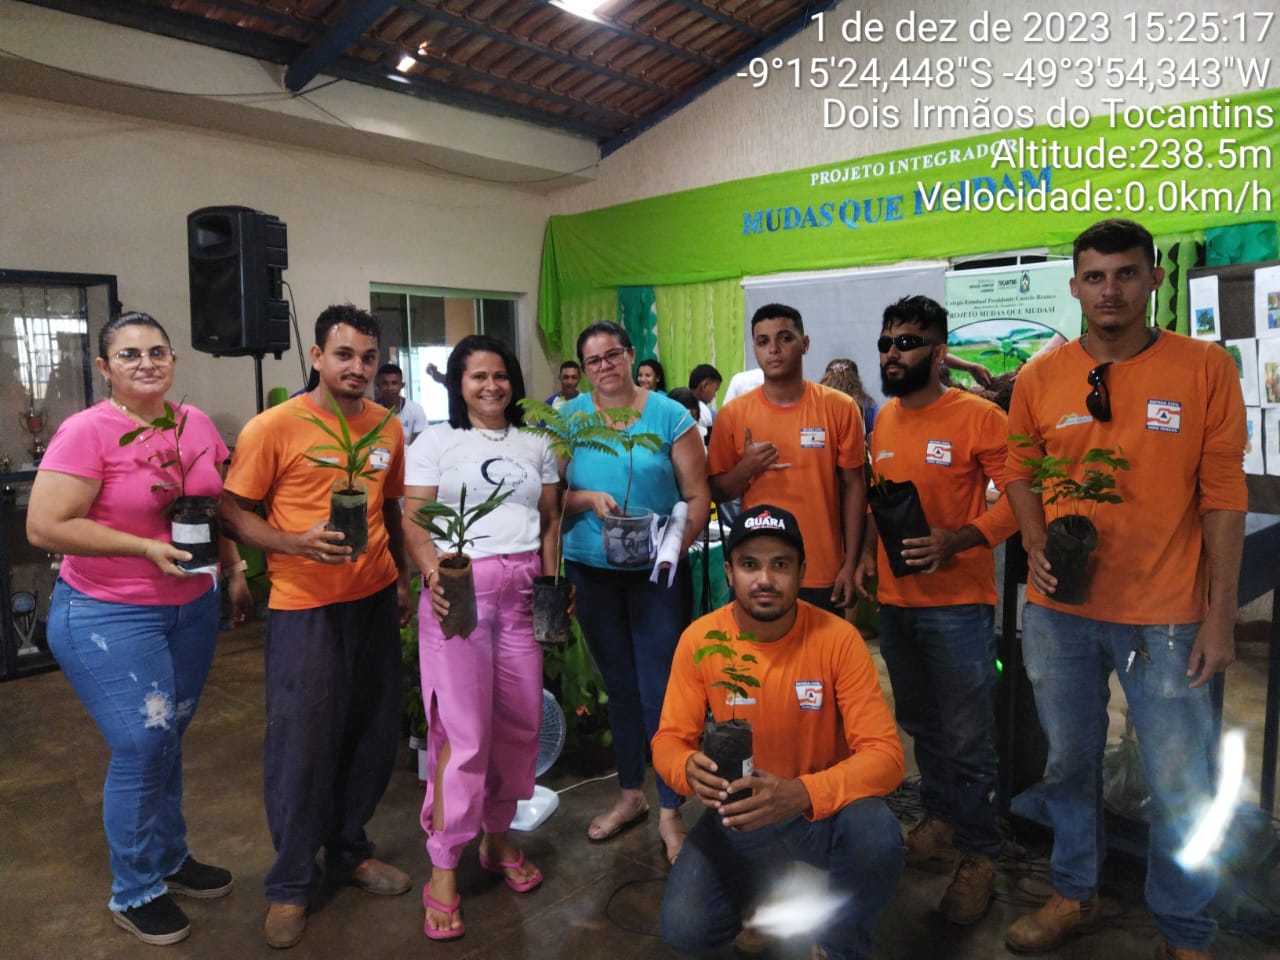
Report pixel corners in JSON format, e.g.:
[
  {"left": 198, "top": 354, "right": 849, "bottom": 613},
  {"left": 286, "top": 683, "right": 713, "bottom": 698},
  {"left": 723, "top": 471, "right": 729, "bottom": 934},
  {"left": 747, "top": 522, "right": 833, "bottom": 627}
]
[{"left": 419, "top": 550, "right": 544, "bottom": 868}]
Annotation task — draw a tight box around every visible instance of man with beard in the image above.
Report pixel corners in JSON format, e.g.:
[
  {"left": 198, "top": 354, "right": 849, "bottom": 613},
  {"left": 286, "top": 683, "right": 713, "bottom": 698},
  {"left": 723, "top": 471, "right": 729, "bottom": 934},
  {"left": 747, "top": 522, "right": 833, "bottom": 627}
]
[
  {"left": 709, "top": 304, "right": 866, "bottom": 613},
  {"left": 854, "top": 294, "right": 1018, "bottom": 925},
  {"left": 220, "top": 304, "right": 414, "bottom": 949},
  {"left": 1003, "top": 220, "right": 1245, "bottom": 960},
  {"left": 654, "top": 504, "right": 904, "bottom": 960},
  {"left": 545, "top": 359, "right": 581, "bottom": 409}
]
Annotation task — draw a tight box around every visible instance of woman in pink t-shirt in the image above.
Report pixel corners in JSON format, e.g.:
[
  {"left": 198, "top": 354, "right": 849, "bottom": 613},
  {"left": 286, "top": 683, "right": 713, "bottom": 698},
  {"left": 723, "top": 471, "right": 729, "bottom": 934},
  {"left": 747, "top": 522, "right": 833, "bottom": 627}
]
[{"left": 26, "top": 312, "right": 251, "bottom": 947}]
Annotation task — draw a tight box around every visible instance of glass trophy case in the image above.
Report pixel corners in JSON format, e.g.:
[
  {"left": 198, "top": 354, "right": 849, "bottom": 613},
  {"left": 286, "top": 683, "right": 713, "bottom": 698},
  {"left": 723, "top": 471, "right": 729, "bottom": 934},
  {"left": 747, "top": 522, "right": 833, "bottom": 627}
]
[{"left": 0, "top": 270, "right": 116, "bottom": 679}]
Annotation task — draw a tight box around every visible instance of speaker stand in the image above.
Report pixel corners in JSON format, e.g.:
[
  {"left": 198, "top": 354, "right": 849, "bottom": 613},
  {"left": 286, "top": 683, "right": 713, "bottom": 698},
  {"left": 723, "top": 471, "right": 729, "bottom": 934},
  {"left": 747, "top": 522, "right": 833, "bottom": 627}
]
[{"left": 253, "top": 354, "right": 265, "bottom": 413}]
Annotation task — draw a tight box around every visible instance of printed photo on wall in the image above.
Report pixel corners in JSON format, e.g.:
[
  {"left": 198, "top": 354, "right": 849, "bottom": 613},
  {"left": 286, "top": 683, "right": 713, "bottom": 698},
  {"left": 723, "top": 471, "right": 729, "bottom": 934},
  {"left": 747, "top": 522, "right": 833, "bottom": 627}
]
[
  {"left": 1244, "top": 408, "right": 1265, "bottom": 476},
  {"left": 1189, "top": 275, "right": 1220, "bottom": 340},
  {"left": 1256, "top": 264, "right": 1280, "bottom": 340},
  {"left": 1226, "top": 338, "right": 1260, "bottom": 406},
  {"left": 1259, "top": 338, "right": 1280, "bottom": 408},
  {"left": 1266, "top": 408, "right": 1280, "bottom": 477}
]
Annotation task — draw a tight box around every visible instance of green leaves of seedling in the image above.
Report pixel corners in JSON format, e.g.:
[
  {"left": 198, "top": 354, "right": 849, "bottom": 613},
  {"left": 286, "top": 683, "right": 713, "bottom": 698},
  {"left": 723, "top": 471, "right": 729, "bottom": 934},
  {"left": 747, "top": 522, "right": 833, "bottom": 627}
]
[
  {"left": 299, "top": 396, "right": 398, "bottom": 492},
  {"left": 117, "top": 399, "right": 209, "bottom": 496},
  {"left": 1011, "top": 435, "right": 1130, "bottom": 520},
  {"left": 410, "top": 480, "right": 514, "bottom": 558},
  {"left": 695, "top": 629, "right": 760, "bottom": 717}
]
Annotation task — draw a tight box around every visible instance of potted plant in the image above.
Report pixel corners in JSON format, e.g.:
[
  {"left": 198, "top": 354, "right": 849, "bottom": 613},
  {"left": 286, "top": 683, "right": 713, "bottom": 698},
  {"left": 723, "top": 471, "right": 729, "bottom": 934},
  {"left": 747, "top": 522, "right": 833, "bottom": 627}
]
[
  {"left": 1013, "top": 438, "right": 1130, "bottom": 605},
  {"left": 119, "top": 400, "right": 217, "bottom": 571},
  {"left": 865, "top": 455, "right": 931, "bottom": 579},
  {"left": 601, "top": 412, "right": 664, "bottom": 568},
  {"left": 299, "top": 398, "right": 397, "bottom": 561},
  {"left": 695, "top": 628, "right": 759, "bottom": 803},
  {"left": 410, "top": 481, "right": 513, "bottom": 638},
  {"left": 518, "top": 398, "right": 656, "bottom": 642}
]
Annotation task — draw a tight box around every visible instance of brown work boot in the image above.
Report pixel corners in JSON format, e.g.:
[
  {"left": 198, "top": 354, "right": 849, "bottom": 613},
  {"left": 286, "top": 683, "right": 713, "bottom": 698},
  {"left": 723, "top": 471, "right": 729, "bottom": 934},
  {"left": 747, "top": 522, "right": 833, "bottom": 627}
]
[
  {"left": 904, "top": 817, "right": 954, "bottom": 866},
  {"left": 939, "top": 852, "right": 996, "bottom": 924},
  {"left": 264, "top": 903, "right": 307, "bottom": 949},
  {"left": 347, "top": 858, "right": 411, "bottom": 896},
  {"left": 1154, "top": 938, "right": 1210, "bottom": 960},
  {"left": 1005, "top": 893, "right": 1102, "bottom": 954}
]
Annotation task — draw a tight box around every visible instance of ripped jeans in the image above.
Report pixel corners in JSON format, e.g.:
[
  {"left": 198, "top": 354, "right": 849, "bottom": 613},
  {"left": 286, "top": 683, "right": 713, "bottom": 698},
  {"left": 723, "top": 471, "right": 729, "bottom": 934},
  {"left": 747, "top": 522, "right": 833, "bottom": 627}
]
[{"left": 47, "top": 578, "right": 220, "bottom": 911}]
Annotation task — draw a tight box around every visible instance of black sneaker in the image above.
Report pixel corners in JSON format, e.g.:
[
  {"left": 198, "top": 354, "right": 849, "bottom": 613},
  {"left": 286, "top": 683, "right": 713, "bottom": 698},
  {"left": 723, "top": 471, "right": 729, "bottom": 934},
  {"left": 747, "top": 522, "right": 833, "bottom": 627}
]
[
  {"left": 165, "top": 856, "right": 234, "bottom": 899},
  {"left": 113, "top": 894, "right": 191, "bottom": 946}
]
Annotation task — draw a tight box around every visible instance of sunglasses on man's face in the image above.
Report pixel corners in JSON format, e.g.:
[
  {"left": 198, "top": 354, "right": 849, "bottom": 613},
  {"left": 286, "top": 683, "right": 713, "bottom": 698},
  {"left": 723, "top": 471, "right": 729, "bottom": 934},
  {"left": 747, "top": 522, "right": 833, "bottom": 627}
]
[
  {"left": 1086, "top": 362, "right": 1112, "bottom": 422},
  {"left": 877, "top": 334, "right": 940, "bottom": 354}
]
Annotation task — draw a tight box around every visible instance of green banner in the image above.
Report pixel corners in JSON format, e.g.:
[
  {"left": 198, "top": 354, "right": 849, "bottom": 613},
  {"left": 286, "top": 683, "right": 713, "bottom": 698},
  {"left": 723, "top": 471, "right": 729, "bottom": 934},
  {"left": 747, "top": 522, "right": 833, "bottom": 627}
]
[{"left": 540, "top": 87, "right": 1279, "bottom": 348}]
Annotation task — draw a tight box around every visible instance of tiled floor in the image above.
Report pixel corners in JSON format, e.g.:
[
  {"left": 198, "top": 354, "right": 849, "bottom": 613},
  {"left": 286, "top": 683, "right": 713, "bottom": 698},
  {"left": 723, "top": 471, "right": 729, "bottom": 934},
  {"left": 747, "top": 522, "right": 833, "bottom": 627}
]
[{"left": 0, "top": 620, "right": 1275, "bottom": 960}]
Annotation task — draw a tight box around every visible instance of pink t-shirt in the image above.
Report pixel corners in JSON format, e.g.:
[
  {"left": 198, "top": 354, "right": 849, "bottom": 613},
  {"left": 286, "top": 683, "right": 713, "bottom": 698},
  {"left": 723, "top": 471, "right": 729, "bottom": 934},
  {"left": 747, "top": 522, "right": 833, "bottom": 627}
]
[{"left": 39, "top": 400, "right": 230, "bottom": 605}]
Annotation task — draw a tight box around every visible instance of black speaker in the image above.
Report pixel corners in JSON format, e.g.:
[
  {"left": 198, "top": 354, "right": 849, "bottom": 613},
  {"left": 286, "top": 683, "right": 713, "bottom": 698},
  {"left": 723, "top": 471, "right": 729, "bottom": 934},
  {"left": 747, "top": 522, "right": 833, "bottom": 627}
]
[{"left": 188, "top": 206, "right": 290, "bottom": 358}]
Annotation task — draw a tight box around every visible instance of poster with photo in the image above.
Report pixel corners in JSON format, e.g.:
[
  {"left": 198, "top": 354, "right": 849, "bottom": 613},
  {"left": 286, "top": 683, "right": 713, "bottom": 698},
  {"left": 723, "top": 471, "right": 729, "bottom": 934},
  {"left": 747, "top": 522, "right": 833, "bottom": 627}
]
[
  {"left": 1189, "top": 275, "right": 1220, "bottom": 340},
  {"left": 1256, "top": 265, "right": 1280, "bottom": 340},
  {"left": 1266, "top": 409, "right": 1280, "bottom": 477},
  {"left": 1244, "top": 408, "right": 1265, "bottom": 476},
  {"left": 1259, "top": 338, "right": 1280, "bottom": 408},
  {"left": 1226, "top": 339, "right": 1260, "bottom": 406}
]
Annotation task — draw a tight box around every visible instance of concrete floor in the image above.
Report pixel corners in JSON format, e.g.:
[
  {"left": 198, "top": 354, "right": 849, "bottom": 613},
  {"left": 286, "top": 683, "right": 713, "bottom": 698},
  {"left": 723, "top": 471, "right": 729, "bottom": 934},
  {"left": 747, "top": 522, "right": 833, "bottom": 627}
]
[{"left": 0, "top": 623, "right": 1275, "bottom": 960}]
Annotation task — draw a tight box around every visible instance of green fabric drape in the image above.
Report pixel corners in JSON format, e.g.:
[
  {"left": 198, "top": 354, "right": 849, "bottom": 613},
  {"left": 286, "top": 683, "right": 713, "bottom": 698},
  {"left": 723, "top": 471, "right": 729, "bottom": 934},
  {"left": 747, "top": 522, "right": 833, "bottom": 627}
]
[
  {"left": 654, "top": 279, "right": 745, "bottom": 403},
  {"left": 617, "top": 286, "right": 659, "bottom": 376},
  {"left": 1205, "top": 222, "right": 1280, "bottom": 265},
  {"left": 1155, "top": 233, "right": 1204, "bottom": 334},
  {"left": 557, "top": 288, "right": 617, "bottom": 376}
]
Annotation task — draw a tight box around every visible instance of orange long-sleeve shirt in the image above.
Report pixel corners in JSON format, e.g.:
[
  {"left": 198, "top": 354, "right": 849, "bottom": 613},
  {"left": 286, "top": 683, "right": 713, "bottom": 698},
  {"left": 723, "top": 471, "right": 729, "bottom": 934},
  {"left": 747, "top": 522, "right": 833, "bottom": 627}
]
[
  {"left": 1005, "top": 332, "right": 1247, "bottom": 623},
  {"left": 870, "top": 389, "right": 1019, "bottom": 607},
  {"left": 652, "top": 602, "right": 904, "bottom": 821}
]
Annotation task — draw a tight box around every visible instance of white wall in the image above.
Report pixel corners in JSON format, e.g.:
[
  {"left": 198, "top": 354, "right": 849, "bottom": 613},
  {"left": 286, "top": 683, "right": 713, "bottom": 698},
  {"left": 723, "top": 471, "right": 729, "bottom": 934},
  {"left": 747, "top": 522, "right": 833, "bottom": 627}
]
[
  {"left": 0, "top": 94, "right": 554, "bottom": 446},
  {"left": 552, "top": 0, "right": 1267, "bottom": 213}
]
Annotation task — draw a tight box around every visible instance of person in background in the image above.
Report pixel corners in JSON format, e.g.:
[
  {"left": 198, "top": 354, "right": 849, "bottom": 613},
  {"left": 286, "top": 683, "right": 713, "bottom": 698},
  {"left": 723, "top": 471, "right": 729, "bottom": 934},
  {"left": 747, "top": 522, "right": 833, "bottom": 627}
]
[
  {"left": 219, "top": 304, "right": 414, "bottom": 950},
  {"left": 854, "top": 296, "right": 1018, "bottom": 925},
  {"left": 560, "top": 321, "right": 710, "bottom": 864},
  {"left": 636, "top": 357, "right": 668, "bottom": 395},
  {"left": 709, "top": 304, "right": 865, "bottom": 615},
  {"left": 403, "top": 335, "right": 559, "bottom": 941},
  {"left": 375, "top": 362, "right": 428, "bottom": 445},
  {"left": 667, "top": 387, "right": 707, "bottom": 445},
  {"left": 688, "top": 363, "right": 722, "bottom": 432},
  {"left": 545, "top": 359, "right": 582, "bottom": 409},
  {"left": 819, "top": 358, "right": 878, "bottom": 443},
  {"left": 27, "top": 311, "right": 252, "bottom": 947},
  {"left": 1003, "top": 219, "right": 1246, "bottom": 960},
  {"left": 654, "top": 504, "right": 904, "bottom": 960}
]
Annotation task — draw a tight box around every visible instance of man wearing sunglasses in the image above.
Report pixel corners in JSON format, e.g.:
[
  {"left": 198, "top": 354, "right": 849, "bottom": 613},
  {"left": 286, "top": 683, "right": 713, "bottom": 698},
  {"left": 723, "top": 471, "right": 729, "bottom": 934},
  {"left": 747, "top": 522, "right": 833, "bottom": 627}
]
[
  {"left": 853, "top": 295, "right": 1018, "bottom": 926},
  {"left": 709, "top": 303, "right": 866, "bottom": 614},
  {"left": 1003, "top": 220, "right": 1247, "bottom": 960}
]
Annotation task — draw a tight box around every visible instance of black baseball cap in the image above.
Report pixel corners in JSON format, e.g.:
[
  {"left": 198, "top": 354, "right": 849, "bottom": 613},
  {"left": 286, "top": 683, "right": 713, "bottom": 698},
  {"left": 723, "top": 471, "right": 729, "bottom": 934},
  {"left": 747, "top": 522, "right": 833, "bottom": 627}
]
[{"left": 724, "top": 504, "right": 805, "bottom": 561}]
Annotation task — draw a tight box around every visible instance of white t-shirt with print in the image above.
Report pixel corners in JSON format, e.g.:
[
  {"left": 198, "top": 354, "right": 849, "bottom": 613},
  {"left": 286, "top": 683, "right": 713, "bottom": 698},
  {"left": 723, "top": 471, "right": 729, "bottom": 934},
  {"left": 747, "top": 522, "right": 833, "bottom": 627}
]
[{"left": 405, "top": 422, "right": 558, "bottom": 557}]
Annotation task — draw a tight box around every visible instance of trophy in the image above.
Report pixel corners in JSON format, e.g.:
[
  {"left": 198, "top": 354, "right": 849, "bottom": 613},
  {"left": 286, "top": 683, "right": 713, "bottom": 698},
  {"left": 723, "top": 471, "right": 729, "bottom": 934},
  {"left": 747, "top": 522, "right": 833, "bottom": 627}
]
[
  {"left": 18, "top": 404, "right": 47, "bottom": 466},
  {"left": 0, "top": 454, "right": 12, "bottom": 502},
  {"left": 11, "top": 590, "right": 39, "bottom": 657}
]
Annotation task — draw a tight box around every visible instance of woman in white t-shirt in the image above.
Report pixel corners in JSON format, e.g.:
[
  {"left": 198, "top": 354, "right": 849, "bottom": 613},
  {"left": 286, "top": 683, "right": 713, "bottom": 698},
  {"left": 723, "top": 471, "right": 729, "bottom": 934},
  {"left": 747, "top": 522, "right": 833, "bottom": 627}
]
[{"left": 402, "top": 335, "right": 560, "bottom": 941}]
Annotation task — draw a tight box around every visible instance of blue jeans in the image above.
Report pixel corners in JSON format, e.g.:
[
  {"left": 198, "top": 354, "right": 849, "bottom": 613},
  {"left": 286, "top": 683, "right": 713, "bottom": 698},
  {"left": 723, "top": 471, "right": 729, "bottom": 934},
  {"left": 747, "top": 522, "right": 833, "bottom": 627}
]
[
  {"left": 1021, "top": 604, "right": 1218, "bottom": 950},
  {"left": 661, "top": 798, "right": 904, "bottom": 960},
  {"left": 46, "top": 578, "right": 220, "bottom": 911},
  {"left": 878, "top": 603, "right": 1001, "bottom": 857},
  {"left": 564, "top": 559, "right": 691, "bottom": 809}
]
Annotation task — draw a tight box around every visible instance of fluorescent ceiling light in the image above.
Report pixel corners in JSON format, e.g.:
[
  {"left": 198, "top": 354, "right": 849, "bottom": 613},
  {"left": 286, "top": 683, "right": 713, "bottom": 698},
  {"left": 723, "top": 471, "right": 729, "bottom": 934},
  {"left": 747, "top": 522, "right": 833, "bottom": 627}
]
[
  {"left": 550, "top": 0, "right": 608, "bottom": 22},
  {"left": 396, "top": 54, "right": 416, "bottom": 73},
  {"left": 387, "top": 73, "right": 411, "bottom": 84}
]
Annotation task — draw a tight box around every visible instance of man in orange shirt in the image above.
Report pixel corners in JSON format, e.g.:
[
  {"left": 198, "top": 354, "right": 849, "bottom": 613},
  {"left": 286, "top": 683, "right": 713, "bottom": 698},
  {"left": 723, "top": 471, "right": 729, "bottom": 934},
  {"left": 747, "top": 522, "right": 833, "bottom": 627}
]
[
  {"left": 653, "top": 503, "right": 904, "bottom": 960},
  {"left": 220, "top": 305, "right": 414, "bottom": 949},
  {"left": 855, "top": 294, "right": 1018, "bottom": 925},
  {"left": 1004, "top": 220, "right": 1247, "bottom": 960},
  {"left": 709, "top": 304, "right": 865, "bottom": 613}
]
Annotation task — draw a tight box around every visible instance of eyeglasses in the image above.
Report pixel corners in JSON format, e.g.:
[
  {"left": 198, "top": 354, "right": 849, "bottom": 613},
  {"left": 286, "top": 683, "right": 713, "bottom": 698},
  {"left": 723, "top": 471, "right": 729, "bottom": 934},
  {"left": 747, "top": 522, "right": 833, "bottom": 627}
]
[
  {"left": 1086, "top": 362, "right": 1112, "bottom": 422},
  {"left": 582, "top": 346, "right": 629, "bottom": 372},
  {"left": 877, "top": 334, "right": 940, "bottom": 354},
  {"left": 112, "top": 346, "right": 174, "bottom": 368}
]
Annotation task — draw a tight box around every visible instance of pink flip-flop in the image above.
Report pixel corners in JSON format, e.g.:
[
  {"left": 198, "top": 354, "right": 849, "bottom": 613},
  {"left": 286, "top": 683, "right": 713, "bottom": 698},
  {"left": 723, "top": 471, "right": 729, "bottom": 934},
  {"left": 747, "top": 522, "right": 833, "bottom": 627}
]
[
  {"left": 478, "top": 849, "right": 543, "bottom": 894},
  {"left": 423, "top": 889, "right": 465, "bottom": 940}
]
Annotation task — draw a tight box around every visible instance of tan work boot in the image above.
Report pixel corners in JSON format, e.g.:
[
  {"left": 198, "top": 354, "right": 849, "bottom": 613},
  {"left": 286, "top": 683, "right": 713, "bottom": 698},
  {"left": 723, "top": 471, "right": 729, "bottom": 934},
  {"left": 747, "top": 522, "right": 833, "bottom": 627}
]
[
  {"left": 1005, "top": 893, "right": 1102, "bottom": 954},
  {"left": 348, "top": 858, "right": 411, "bottom": 896},
  {"left": 264, "top": 903, "right": 307, "bottom": 950},
  {"left": 939, "top": 852, "right": 996, "bottom": 925},
  {"left": 904, "top": 817, "right": 954, "bottom": 866},
  {"left": 1154, "top": 938, "right": 1210, "bottom": 960}
]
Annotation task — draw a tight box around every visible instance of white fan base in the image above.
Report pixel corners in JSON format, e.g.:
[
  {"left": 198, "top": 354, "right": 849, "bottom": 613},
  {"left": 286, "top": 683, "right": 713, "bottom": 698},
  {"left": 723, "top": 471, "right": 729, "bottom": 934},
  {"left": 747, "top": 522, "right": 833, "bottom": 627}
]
[{"left": 509, "top": 785, "right": 560, "bottom": 832}]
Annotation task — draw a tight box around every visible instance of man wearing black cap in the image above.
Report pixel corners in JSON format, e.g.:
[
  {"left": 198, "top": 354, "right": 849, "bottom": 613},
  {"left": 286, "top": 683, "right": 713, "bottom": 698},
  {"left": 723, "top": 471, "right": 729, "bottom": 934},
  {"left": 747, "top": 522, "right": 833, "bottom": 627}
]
[{"left": 653, "top": 504, "right": 905, "bottom": 960}]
